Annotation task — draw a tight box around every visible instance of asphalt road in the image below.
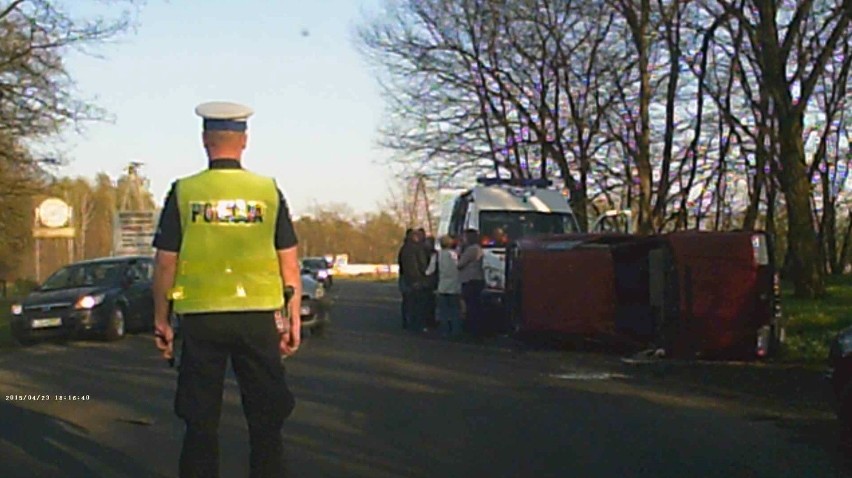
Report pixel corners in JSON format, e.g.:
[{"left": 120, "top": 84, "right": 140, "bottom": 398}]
[{"left": 0, "top": 280, "right": 849, "bottom": 478}]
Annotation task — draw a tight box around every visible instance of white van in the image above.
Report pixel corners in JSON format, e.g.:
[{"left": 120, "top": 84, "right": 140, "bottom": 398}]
[{"left": 437, "top": 178, "right": 581, "bottom": 297}]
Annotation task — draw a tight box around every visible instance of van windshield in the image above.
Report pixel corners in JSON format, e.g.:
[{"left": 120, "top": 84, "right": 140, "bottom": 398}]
[{"left": 479, "top": 211, "right": 579, "bottom": 247}]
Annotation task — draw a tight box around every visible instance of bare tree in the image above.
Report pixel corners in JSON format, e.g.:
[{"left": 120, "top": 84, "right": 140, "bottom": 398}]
[
  {"left": 0, "top": 1, "right": 140, "bottom": 279},
  {"left": 809, "top": 38, "right": 852, "bottom": 274},
  {"left": 358, "top": 0, "right": 851, "bottom": 297},
  {"left": 714, "top": 0, "right": 849, "bottom": 296},
  {"left": 359, "top": 0, "right": 625, "bottom": 229},
  {"left": 0, "top": 0, "right": 139, "bottom": 144}
]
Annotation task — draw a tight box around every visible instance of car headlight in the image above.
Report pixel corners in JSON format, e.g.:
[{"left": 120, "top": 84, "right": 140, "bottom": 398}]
[
  {"left": 315, "top": 285, "right": 325, "bottom": 299},
  {"left": 75, "top": 294, "right": 106, "bottom": 310},
  {"left": 317, "top": 270, "right": 328, "bottom": 279},
  {"left": 10, "top": 304, "right": 22, "bottom": 316}
]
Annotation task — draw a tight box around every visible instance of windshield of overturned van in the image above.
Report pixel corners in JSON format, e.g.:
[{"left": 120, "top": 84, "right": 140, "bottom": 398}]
[{"left": 479, "top": 211, "right": 579, "bottom": 247}]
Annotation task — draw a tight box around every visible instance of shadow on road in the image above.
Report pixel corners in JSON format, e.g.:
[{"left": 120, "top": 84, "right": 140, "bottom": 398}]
[{"left": 0, "top": 401, "right": 167, "bottom": 478}]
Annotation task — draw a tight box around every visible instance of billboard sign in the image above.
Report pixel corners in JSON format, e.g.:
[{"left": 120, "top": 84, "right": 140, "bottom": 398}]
[
  {"left": 114, "top": 211, "right": 159, "bottom": 256},
  {"left": 34, "top": 198, "right": 75, "bottom": 238}
]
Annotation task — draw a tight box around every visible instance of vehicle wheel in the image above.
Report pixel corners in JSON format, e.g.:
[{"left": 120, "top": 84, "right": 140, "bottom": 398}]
[
  {"left": 12, "top": 331, "right": 36, "bottom": 347},
  {"left": 104, "top": 307, "right": 126, "bottom": 341}
]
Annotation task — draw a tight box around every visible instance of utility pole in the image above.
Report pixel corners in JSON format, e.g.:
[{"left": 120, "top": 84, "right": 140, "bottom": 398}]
[
  {"left": 119, "top": 162, "right": 148, "bottom": 212},
  {"left": 408, "top": 174, "right": 434, "bottom": 235}
]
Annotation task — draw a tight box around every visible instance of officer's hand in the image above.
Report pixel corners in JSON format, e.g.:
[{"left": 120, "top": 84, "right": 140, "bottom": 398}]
[
  {"left": 154, "top": 320, "right": 174, "bottom": 361},
  {"left": 280, "top": 316, "right": 301, "bottom": 357}
]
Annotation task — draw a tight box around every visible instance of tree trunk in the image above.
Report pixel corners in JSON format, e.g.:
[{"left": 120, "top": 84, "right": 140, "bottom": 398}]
[
  {"left": 838, "top": 212, "right": 852, "bottom": 273},
  {"left": 742, "top": 112, "right": 768, "bottom": 231},
  {"left": 766, "top": 178, "right": 777, "bottom": 260},
  {"left": 572, "top": 166, "right": 590, "bottom": 233},
  {"left": 826, "top": 200, "right": 839, "bottom": 275},
  {"left": 635, "top": 15, "right": 653, "bottom": 235},
  {"left": 820, "top": 168, "right": 840, "bottom": 275},
  {"left": 776, "top": 113, "right": 825, "bottom": 297}
]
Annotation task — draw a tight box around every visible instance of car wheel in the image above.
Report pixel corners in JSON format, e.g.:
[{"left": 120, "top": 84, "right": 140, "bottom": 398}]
[
  {"left": 104, "top": 307, "right": 126, "bottom": 341},
  {"left": 12, "top": 330, "right": 36, "bottom": 347}
]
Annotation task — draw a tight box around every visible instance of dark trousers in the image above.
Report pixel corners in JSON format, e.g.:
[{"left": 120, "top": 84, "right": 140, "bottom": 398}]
[
  {"left": 176, "top": 312, "right": 296, "bottom": 478},
  {"left": 407, "top": 287, "right": 431, "bottom": 330},
  {"left": 399, "top": 277, "right": 411, "bottom": 328},
  {"left": 462, "top": 280, "right": 485, "bottom": 336},
  {"left": 425, "top": 290, "right": 437, "bottom": 328}
]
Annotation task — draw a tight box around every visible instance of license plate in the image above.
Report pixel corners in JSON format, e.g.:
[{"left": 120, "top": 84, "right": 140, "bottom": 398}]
[{"left": 32, "top": 318, "right": 62, "bottom": 329}]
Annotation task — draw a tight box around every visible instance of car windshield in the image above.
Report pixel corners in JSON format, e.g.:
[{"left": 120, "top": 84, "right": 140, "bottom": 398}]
[
  {"left": 303, "top": 259, "right": 327, "bottom": 269},
  {"left": 479, "top": 211, "right": 579, "bottom": 247},
  {"left": 39, "top": 262, "right": 126, "bottom": 291}
]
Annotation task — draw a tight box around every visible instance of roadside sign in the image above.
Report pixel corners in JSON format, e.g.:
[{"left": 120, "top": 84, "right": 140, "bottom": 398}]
[
  {"left": 114, "top": 211, "right": 159, "bottom": 256},
  {"left": 33, "top": 197, "right": 75, "bottom": 238}
]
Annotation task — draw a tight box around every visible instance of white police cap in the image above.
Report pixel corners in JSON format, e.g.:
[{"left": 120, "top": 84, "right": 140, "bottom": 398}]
[{"left": 195, "top": 101, "right": 254, "bottom": 132}]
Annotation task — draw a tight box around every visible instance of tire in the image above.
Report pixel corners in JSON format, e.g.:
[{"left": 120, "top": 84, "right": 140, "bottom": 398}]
[
  {"left": 12, "top": 331, "right": 36, "bottom": 347},
  {"left": 104, "top": 307, "right": 126, "bottom": 341}
]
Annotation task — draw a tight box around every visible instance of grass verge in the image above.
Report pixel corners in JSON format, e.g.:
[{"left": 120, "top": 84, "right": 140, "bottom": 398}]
[{"left": 780, "top": 274, "right": 852, "bottom": 363}]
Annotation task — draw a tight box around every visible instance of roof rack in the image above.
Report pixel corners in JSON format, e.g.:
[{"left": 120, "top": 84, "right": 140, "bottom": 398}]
[{"left": 475, "top": 177, "right": 553, "bottom": 188}]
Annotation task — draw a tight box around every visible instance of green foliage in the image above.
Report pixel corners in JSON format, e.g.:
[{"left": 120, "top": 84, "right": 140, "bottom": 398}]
[
  {"left": 295, "top": 205, "right": 406, "bottom": 264},
  {"left": 779, "top": 274, "right": 852, "bottom": 362},
  {"left": 11, "top": 279, "right": 39, "bottom": 296},
  {"left": 0, "top": 167, "right": 157, "bottom": 282},
  {"left": 0, "top": 141, "right": 43, "bottom": 280}
]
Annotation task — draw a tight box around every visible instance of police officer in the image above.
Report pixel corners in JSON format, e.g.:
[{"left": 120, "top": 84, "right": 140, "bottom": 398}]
[{"left": 152, "top": 101, "right": 302, "bottom": 478}]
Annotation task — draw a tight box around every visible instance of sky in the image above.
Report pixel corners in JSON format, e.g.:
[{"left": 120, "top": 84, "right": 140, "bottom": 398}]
[{"left": 58, "top": 0, "right": 391, "bottom": 216}]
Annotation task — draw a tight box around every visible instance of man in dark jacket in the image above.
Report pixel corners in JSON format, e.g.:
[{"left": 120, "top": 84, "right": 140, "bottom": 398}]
[
  {"left": 422, "top": 233, "right": 438, "bottom": 328},
  {"left": 399, "top": 229, "right": 430, "bottom": 331},
  {"left": 397, "top": 229, "right": 413, "bottom": 329}
]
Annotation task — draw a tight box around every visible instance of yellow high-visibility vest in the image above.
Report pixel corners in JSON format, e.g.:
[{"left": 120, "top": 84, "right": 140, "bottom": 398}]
[{"left": 169, "top": 169, "right": 283, "bottom": 314}]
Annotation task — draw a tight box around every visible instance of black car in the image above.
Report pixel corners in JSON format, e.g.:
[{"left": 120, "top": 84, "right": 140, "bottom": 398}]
[
  {"left": 297, "top": 272, "right": 330, "bottom": 337},
  {"left": 9, "top": 256, "right": 154, "bottom": 345},
  {"left": 301, "top": 257, "right": 333, "bottom": 288},
  {"left": 828, "top": 325, "right": 852, "bottom": 434}
]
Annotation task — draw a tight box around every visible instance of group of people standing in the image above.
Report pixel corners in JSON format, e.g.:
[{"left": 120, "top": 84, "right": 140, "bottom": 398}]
[{"left": 397, "top": 228, "right": 486, "bottom": 337}]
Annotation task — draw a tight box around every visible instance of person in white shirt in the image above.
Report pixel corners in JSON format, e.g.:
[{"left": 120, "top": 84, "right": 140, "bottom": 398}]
[
  {"left": 426, "top": 234, "right": 463, "bottom": 337},
  {"left": 458, "top": 229, "right": 485, "bottom": 336}
]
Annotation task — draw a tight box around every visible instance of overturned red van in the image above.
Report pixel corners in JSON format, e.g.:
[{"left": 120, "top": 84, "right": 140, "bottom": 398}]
[{"left": 505, "top": 231, "right": 783, "bottom": 360}]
